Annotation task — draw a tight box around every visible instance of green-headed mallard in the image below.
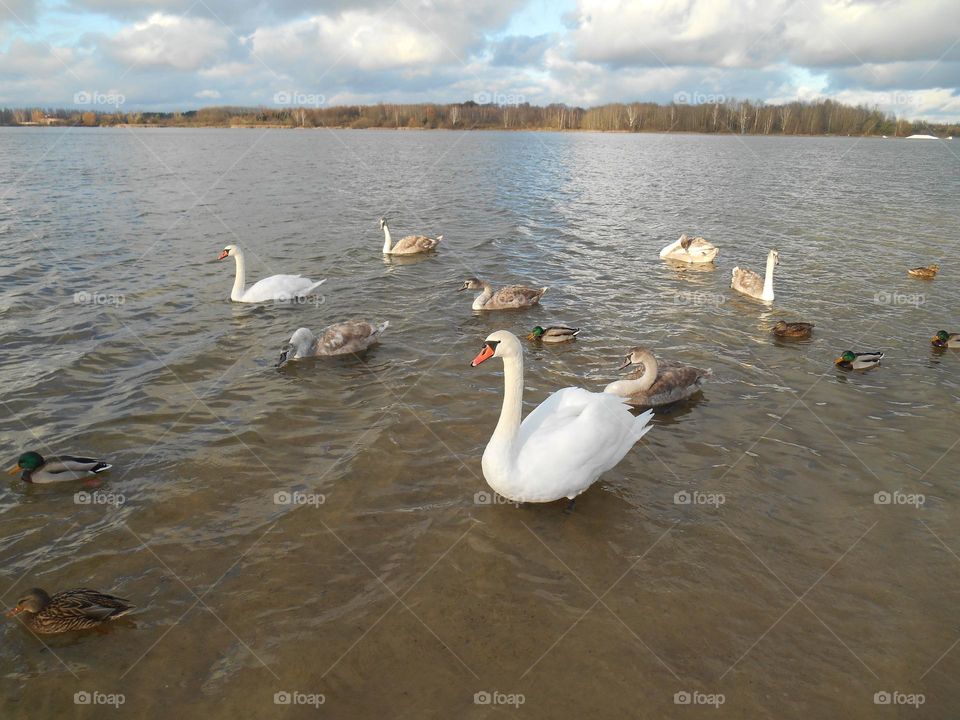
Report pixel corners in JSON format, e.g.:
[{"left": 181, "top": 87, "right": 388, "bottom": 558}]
[
  {"left": 908, "top": 264, "right": 939, "bottom": 279},
  {"left": 932, "top": 330, "right": 959, "bottom": 348},
  {"left": 458, "top": 278, "right": 546, "bottom": 310},
  {"left": 772, "top": 321, "right": 814, "bottom": 339},
  {"left": 379, "top": 218, "right": 441, "bottom": 255},
  {"left": 8, "top": 451, "right": 111, "bottom": 484},
  {"left": 527, "top": 325, "right": 580, "bottom": 343},
  {"left": 835, "top": 350, "right": 884, "bottom": 370},
  {"left": 5, "top": 587, "right": 134, "bottom": 634},
  {"left": 604, "top": 347, "right": 712, "bottom": 407}
]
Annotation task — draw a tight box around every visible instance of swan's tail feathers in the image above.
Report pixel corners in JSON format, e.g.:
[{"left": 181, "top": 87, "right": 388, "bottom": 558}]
[
  {"left": 301, "top": 278, "right": 327, "bottom": 296},
  {"left": 631, "top": 408, "right": 655, "bottom": 443}
]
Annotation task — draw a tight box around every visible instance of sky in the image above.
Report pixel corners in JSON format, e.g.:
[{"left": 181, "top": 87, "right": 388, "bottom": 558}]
[{"left": 1, "top": 0, "right": 958, "bottom": 120}]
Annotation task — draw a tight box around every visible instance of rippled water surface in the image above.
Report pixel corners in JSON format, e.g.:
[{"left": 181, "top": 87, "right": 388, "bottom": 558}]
[{"left": 1, "top": 128, "right": 959, "bottom": 718}]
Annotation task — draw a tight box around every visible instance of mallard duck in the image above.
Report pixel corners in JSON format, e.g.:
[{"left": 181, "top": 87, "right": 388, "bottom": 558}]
[
  {"left": 835, "top": 350, "right": 884, "bottom": 370},
  {"left": 5, "top": 587, "right": 134, "bottom": 634},
  {"left": 8, "top": 451, "right": 111, "bottom": 484},
  {"left": 277, "top": 322, "right": 389, "bottom": 367},
  {"left": 908, "top": 264, "right": 939, "bottom": 279},
  {"left": 527, "top": 325, "right": 580, "bottom": 343},
  {"left": 772, "top": 321, "right": 814, "bottom": 339},
  {"left": 458, "top": 278, "right": 547, "bottom": 310},
  {"left": 731, "top": 250, "right": 779, "bottom": 302},
  {"left": 932, "top": 330, "right": 959, "bottom": 348},
  {"left": 380, "top": 218, "right": 441, "bottom": 255},
  {"left": 604, "top": 347, "right": 712, "bottom": 407},
  {"left": 659, "top": 234, "right": 719, "bottom": 263}
]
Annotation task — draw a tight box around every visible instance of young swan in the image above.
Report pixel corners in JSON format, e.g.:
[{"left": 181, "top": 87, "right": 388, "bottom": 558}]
[
  {"left": 277, "top": 322, "right": 389, "bottom": 366},
  {"left": 659, "top": 234, "right": 719, "bottom": 263},
  {"left": 604, "top": 347, "right": 711, "bottom": 407},
  {"left": 379, "top": 218, "right": 442, "bottom": 255},
  {"left": 731, "top": 249, "right": 779, "bottom": 302},
  {"left": 458, "top": 278, "right": 547, "bottom": 310}
]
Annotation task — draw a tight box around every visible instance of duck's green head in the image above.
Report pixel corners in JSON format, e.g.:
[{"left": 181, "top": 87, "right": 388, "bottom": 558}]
[
  {"left": 8, "top": 451, "right": 44, "bottom": 475},
  {"left": 836, "top": 350, "right": 856, "bottom": 365},
  {"left": 527, "top": 326, "right": 545, "bottom": 340},
  {"left": 933, "top": 330, "right": 949, "bottom": 344}
]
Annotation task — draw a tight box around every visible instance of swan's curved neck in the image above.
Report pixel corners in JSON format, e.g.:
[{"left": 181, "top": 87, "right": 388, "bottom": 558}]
[
  {"left": 472, "top": 283, "right": 493, "bottom": 310},
  {"left": 230, "top": 249, "right": 246, "bottom": 301},
  {"left": 605, "top": 357, "right": 658, "bottom": 395},
  {"left": 491, "top": 353, "right": 524, "bottom": 448},
  {"left": 762, "top": 253, "right": 776, "bottom": 301},
  {"left": 381, "top": 224, "right": 393, "bottom": 253}
]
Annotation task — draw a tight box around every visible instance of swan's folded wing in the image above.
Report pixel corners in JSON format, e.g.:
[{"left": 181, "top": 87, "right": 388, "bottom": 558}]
[
  {"left": 244, "top": 274, "right": 321, "bottom": 301},
  {"left": 493, "top": 286, "right": 544, "bottom": 306},
  {"left": 731, "top": 267, "right": 763, "bottom": 294},
  {"left": 516, "top": 389, "right": 646, "bottom": 482},
  {"left": 317, "top": 320, "right": 383, "bottom": 354}
]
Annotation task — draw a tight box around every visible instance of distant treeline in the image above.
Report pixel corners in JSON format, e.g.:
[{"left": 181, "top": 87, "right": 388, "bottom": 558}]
[{"left": 1, "top": 100, "right": 956, "bottom": 137}]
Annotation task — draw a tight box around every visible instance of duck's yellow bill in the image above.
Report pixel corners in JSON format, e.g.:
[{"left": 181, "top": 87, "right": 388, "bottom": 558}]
[
  {"left": 7, "top": 465, "right": 20, "bottom": 475},
  {"left": 834, "top": 357, "right": 844, "bottom": 364}
]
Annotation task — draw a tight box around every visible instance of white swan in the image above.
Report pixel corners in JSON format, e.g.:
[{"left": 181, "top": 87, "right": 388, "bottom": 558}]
[
  {"left": 731, "top": 249, "right": 779, "bottom": 302},
  {"left": 380, "top": 218, "right": 442, "bottom": 255},
  {"left": 277, "top": 322, "right": 389, "bottom": 366},
  {"left": 470, "top": 330, "right": 654, "bottom": 504},
  {"left": 659, "top": 234, "right": 719, "bottom": 263},
  {"left": 218, "top": 245, "right": 325, "bottom": 303}
]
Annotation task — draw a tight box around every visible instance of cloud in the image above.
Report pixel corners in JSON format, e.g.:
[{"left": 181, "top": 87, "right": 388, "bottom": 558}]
[
  {"left": 0, "top": 0, "right": 956, "bottom": 120},
  {"left": 490, "top": 34, "right": 552, "bottom": 67},
  {"left": 105, "top": 13, "right": 232, "bottom": 71}
]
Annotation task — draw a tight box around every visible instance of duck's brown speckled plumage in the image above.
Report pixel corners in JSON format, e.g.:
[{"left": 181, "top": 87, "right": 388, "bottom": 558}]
[
  {"left": 772, "top": 321, "right": 814, "bottom": 338},
  {"left": 908, "top": 264, "right": 939, "bottom": 279},
  {"left": 6, "top": 588, "right": 134, "bottom": 634}
]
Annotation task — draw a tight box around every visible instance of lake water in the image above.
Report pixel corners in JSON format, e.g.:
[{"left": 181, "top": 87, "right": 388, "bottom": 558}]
[{"left": 1, "top": 127, "right": 958, "bottom": 719}]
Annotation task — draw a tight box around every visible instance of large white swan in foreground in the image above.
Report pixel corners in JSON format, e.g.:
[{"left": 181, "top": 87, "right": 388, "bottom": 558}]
[
  {"left": 470, "top": 330, "right": 654, "bottom": 505},
  {"left": 218, "top": 245, "right": 325, "bottom": 303},
  {"left": 659, "top": 234, "right": 719, "bottom": 263},
  {"left": 731, "top": 249, "right": 779, "bottom": 302}
]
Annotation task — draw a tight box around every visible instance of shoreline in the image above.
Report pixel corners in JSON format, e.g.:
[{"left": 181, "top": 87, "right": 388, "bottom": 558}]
[{"left": 0, "top": 124, "right": 948, "bottom": 139}]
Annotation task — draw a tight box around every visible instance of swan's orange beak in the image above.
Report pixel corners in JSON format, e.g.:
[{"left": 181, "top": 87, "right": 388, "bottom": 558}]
[
  {"left": 217, "top": 250, "right": 229, "bottom": 260},
  {"left": 471, "top": 344, "right": 495, "bottom": 367}
]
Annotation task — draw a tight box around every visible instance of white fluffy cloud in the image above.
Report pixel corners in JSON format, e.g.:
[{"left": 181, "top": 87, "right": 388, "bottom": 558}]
[
  {"left": 0, "top": 0, "right": 957, "bottom": 120},
  {"left": 106, "top": 13, "right": 232, "bottom": 71}
]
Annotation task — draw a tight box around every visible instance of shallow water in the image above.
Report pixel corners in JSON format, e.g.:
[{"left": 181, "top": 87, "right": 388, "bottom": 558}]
[{"left": 1, "top": 127, "right": 959, "bottom": 718}]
